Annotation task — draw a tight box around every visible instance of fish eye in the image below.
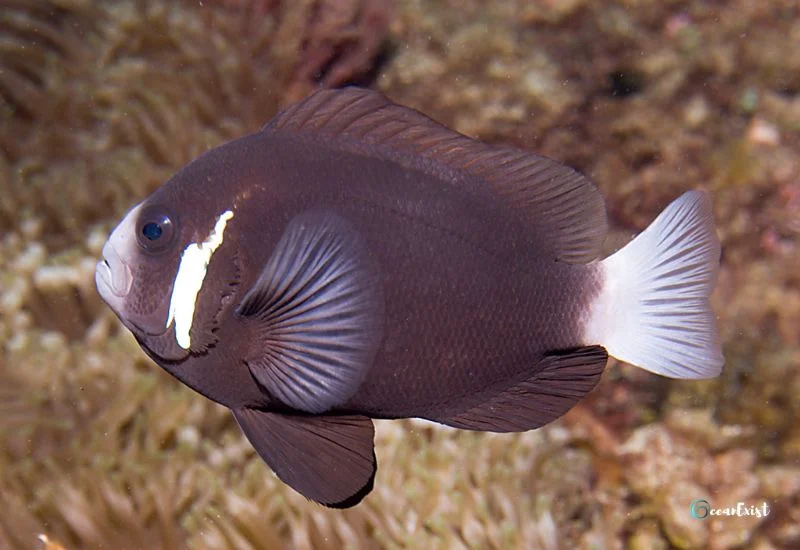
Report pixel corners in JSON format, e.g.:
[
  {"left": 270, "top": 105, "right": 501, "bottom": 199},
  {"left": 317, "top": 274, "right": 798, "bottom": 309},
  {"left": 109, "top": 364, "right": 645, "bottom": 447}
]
[
  {"left": 136, "top": 205, "right": 177, "bottom": 253},
  {"left": 142, "top": 222, "right": 162, "bottom": 240}
]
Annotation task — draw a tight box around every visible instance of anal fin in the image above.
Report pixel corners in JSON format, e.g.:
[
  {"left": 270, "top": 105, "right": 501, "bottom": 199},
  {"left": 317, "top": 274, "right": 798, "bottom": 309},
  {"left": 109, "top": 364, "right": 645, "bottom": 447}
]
[
  {"left": 232, "top": 408, "right": 376, "bottom": 508},
  {"left": 429, "top": 346, "right": 608, "bottom": 432}
]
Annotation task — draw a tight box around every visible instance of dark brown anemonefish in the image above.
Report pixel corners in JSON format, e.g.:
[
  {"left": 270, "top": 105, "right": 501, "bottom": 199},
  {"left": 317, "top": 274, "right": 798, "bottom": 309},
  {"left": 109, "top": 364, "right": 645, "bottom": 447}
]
[{"left": 96, "top": 87, "right": 723, "bottom": 507}]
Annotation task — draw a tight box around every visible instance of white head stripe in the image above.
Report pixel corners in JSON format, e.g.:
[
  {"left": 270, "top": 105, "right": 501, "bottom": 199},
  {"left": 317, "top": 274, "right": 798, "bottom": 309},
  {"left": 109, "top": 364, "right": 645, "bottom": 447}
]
[{"left": 166, "top": 210, "right": 234, "bottom": 349}]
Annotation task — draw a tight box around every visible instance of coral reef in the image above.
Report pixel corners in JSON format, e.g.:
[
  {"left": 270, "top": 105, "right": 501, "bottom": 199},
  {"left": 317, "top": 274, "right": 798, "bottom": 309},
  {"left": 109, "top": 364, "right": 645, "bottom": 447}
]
[
  {"left": 0, "top": 0, "right": 390, "bottom": 249},
  {"left": 1, "top": 0, "right": 799, "bottom": 549}
]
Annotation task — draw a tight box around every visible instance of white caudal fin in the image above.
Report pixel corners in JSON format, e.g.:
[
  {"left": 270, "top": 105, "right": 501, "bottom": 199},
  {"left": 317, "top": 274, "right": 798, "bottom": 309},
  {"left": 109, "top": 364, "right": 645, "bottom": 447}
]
[{"left": 584, "top": 190, "right": 724, "bottom": 379}]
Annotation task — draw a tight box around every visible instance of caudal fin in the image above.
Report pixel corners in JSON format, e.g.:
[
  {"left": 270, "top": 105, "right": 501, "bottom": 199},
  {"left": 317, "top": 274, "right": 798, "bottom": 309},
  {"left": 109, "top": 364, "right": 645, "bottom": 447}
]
[{"left": 584, "top": 190, "right": 723, "bottom": 379}]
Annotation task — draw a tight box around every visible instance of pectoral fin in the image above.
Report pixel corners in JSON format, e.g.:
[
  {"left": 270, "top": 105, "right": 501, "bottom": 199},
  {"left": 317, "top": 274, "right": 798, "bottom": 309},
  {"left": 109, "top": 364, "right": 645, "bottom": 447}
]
[
  {"left": 236, "top": 211, "right": 384, "bottom": 413},
  {"left": 233, "top": 408, "right": 376, "bottom": 508}
]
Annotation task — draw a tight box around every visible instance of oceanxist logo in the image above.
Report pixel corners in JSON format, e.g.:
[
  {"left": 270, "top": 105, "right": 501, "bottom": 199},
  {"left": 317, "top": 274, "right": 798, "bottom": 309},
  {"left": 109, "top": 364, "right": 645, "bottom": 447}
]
[{"left": 690, "top": 499, "right": 771, "bottom": 519}]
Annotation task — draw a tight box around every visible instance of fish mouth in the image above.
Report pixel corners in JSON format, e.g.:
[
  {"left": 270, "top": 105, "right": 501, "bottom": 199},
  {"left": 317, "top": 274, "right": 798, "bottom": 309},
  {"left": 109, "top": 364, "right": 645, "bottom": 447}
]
[{"left": 95, "top": 242, "right": 133, "bottom": 300}]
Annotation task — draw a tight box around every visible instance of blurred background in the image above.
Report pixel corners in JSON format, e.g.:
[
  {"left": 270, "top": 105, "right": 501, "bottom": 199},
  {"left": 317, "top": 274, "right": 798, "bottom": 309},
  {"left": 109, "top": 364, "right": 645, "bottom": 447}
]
[{"left": 0, "top": 0, "right": 798, "bottom": 548}]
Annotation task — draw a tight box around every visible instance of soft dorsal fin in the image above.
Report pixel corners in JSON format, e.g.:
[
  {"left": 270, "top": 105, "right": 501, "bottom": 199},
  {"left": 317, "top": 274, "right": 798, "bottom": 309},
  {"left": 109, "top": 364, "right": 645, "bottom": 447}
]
[
  {"left": 233, "top": 408, "right": 376, "bottom": 508},
  {"left": 428, "top": 346, "right": 608, "bottom": 432},
  {"left": 266, "top": 87, "right": 608, "bottom": 263}
]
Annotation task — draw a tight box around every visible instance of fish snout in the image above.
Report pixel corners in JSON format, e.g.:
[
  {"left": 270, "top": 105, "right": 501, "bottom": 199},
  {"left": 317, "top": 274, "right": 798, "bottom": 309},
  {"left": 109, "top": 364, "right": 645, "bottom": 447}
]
[{"left": 96, "top": 241, "right": 133, "bottom": 301}]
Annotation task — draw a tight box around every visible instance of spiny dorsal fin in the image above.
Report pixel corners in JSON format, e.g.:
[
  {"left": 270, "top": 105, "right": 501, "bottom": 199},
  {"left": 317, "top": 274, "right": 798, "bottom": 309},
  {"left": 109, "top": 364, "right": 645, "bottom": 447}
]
[{"left": 266, "top": 87, "right": 608, "bottom": 263}]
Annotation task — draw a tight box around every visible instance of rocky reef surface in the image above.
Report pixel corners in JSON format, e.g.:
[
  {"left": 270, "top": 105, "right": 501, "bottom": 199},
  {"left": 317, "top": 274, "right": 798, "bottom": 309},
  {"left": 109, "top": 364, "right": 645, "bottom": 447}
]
[{"left": 1, "top": 1, "right": 798, "bottom": 548}]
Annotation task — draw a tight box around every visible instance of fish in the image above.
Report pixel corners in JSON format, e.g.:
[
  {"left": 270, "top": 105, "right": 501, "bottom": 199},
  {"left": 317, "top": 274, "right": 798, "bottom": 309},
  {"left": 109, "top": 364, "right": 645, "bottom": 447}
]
[{"left": 95, "top": 87, "right": 724, "bottom": 508}]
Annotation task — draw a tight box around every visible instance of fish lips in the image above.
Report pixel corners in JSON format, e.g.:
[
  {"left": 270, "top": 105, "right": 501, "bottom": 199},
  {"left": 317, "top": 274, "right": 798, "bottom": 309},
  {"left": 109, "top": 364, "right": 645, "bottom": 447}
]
[
  {"left": 95, "top": 240, "right": 134, "bottom": 326},
  {"left": 96, "top": 241, "right": 132, "bottom": 299}
]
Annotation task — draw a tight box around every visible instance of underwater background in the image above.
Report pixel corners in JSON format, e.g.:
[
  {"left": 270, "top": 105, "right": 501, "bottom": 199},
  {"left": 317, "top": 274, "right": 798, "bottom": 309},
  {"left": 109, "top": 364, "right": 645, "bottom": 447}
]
[{"left": 1, "top": 0, "right": 798, "bottom": 548}]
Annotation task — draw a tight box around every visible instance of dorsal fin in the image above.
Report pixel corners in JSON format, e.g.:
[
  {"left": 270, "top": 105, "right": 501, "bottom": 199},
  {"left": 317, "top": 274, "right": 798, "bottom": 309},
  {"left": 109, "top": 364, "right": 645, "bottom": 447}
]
[{"left": 265, "top": 87, "right": 608, "bottom": 263}]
